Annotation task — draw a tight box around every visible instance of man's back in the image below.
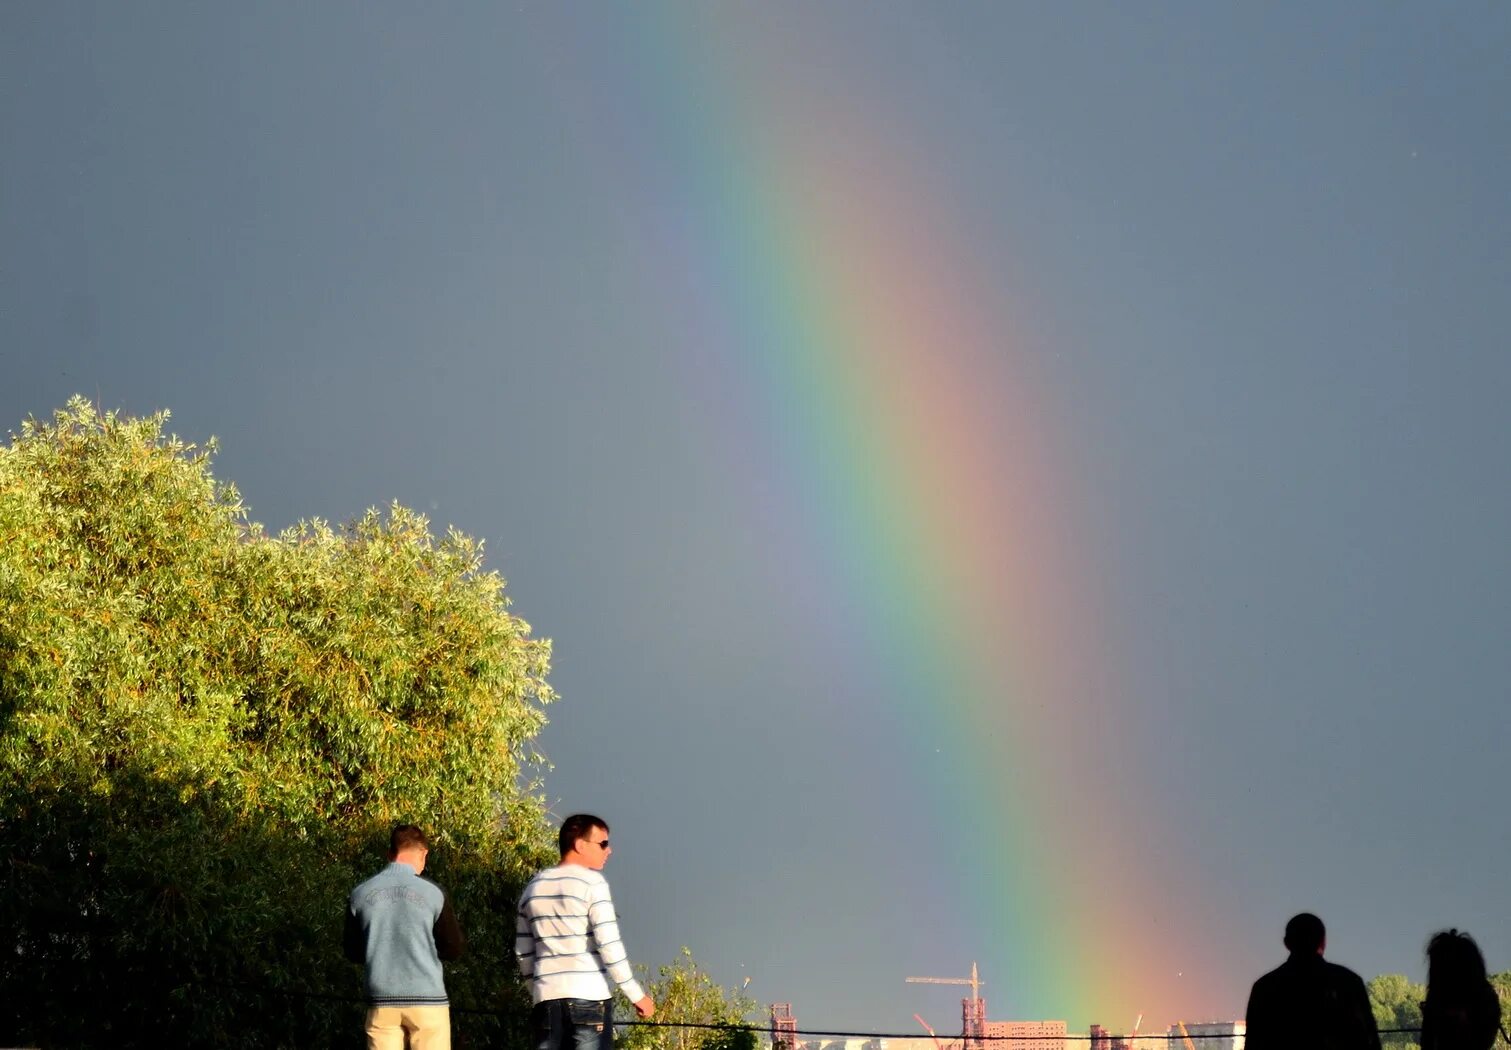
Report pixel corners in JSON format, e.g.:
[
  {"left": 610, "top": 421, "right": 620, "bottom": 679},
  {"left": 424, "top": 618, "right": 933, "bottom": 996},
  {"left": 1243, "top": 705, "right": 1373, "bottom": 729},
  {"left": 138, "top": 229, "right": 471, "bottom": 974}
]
[
  {"left": 346, "top": 862, "right": 460, "bottom": 1007},
  {"left": 1245, "top": 954, "right": 1382, "bottom": 1050}
]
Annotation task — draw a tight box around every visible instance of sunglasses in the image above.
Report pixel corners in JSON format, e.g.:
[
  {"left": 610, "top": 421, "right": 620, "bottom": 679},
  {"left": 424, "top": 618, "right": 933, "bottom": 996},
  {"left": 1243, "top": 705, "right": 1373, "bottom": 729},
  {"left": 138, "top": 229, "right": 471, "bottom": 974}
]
[{"left": 588, "top": 838, "right": 611, "bottom": 850}]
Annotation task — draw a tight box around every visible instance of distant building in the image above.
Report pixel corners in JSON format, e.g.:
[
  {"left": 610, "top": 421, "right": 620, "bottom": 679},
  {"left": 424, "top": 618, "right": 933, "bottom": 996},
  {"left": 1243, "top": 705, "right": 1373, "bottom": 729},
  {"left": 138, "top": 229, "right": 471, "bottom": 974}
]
[
  {"left": 1091, "top": 1024, "right": 1194, "bottom": 1050},
  {"left": 1167, "top": 1021, "right": 1244, "bottom": 1050},
  {"left": 1090, "top": 1025, "right": 1153, "bottom": 1050},
  {"left": 981, "top": 1020, "right": 1067, "bottom": 1050}
]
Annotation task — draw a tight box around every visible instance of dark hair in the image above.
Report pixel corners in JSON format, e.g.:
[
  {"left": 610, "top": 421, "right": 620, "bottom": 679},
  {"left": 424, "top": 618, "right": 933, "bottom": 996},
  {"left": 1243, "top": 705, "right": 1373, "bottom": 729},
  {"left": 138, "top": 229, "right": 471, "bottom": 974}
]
[
  {"left": 559, "top": 814, "right": 608, "bottom": 857},
  {"left": 1284, "top": 913, "right": 1326, "bottom": 954},
  {"left": 1426, "top": 929, "right": 1488, "bottom": 990},
  {"left": 390, "top": 824, "right": 430, "bottom": 856}
]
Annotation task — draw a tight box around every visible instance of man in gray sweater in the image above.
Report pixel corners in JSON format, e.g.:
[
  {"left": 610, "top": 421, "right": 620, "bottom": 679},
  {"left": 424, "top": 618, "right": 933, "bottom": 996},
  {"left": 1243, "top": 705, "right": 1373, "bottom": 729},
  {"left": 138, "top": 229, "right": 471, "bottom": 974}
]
[{"left": 345, "top": 824, "right": 466, "bottom": 1050}]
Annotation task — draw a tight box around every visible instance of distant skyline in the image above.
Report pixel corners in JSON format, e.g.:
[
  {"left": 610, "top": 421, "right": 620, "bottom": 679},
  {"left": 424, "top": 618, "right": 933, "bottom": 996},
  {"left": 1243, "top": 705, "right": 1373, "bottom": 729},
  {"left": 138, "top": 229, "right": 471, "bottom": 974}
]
[{"left": 4, "top": 3, "right": 1510, "bottom": 1032}]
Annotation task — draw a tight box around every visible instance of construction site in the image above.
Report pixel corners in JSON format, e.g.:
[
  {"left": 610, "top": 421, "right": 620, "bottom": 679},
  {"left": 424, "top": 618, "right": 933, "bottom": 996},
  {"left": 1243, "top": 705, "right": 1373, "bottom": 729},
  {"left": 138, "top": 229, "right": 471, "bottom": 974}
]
[{"left": 766, "top": 963, "right": 1246, "bottom": 1050}]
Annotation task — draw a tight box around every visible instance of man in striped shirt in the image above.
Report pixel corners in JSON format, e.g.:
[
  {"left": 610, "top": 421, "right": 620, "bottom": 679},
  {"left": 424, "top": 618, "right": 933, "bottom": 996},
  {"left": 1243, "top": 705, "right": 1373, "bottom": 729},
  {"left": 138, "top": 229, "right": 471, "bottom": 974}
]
[{"left": 516, "top": 814, "right": 656, "bottom": 1050}]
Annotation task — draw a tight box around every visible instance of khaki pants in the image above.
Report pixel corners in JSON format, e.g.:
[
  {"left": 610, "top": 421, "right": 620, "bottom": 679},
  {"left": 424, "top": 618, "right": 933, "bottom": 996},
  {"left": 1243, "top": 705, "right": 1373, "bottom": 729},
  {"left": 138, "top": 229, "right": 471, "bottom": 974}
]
[{"left": 365, "top": 1005, "right": 451, "bottom": 1050}]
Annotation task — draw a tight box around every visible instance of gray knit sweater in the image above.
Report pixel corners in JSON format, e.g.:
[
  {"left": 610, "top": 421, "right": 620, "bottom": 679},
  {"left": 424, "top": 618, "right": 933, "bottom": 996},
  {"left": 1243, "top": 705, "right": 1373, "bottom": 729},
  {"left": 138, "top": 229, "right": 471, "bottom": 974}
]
[{"left": 345, "top": 862, "right": 465, "bottom": 1007}]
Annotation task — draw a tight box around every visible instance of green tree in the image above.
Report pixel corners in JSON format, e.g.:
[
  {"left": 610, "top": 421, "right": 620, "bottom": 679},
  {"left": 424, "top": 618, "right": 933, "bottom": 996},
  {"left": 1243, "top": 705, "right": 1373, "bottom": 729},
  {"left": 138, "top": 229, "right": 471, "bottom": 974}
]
[
  {"left": 1493, "top": 972, "right": 1511, "bottom": 1049},
  {"left": 1369, "top": 972, "right": 1424, "bottom": 1050},
  {"left": 618, "top": 948, "right": 758, "bottom": 1050},
  {"left": 0, "top": 400, "right": 557, "bottom": 1047}
]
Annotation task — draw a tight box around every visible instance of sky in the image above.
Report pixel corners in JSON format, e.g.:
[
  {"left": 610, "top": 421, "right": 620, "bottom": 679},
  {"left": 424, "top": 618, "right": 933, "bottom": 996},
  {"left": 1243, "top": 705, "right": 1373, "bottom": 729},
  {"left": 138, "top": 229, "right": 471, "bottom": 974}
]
[{"left": 3, "top": 2, "right": 1510, "bottom": 1036}]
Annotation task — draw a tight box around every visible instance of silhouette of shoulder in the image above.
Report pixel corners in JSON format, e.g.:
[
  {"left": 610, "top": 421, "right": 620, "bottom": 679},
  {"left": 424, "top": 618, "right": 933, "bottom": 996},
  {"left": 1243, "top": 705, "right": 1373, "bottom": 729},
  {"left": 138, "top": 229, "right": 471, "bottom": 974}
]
[
  {"left": 1253, "top": 955, "right": 1368, "bottom": 991},
  {"left": 1422, "top": 979, "right": 1502, "bottom": 1050},
  {"left": 1247, "top": 957, "right": 1379, "bottom": 1050}
]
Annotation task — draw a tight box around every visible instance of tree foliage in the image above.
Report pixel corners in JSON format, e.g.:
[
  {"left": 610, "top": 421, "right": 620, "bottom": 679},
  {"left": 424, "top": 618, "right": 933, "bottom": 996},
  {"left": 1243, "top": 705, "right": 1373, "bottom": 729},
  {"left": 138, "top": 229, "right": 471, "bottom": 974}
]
[
  {"left": 1496, "top": 973, "right": 1511, "bottom": 1050},
  {"left": 0, "top": 399, "right": 557, "bottom": 1046},
  {"left": 1370, "top": 973, "right": 1425, "bottom": 1050},
  {"left": 619, "top": 948, "right": 757, "bottom": 1050}
]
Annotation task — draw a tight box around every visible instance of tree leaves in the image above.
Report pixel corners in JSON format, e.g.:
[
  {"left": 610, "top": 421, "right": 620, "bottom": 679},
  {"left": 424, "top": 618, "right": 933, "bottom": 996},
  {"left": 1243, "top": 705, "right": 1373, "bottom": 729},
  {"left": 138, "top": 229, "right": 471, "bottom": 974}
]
[
  {"left": 0, "top": 399, "right": 557, "bottom": 1046},
  {"left": 620, "top": 947, "right": 758, "bottom": 1050}
]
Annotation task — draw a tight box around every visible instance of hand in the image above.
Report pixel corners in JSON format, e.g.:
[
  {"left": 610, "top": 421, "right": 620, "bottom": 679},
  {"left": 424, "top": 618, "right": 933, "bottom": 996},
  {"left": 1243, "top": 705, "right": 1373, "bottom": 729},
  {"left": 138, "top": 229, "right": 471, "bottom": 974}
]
[{"left": 634, "top": 996, "right": 655, "bottom": 1018}]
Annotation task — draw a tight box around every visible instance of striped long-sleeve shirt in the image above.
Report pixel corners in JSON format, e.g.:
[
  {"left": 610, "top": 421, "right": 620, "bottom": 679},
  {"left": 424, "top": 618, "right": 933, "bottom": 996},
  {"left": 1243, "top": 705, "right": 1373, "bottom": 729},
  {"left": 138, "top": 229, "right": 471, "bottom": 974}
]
[{"left": 515, "top": 863, "right": 646, "bottom": 1005}]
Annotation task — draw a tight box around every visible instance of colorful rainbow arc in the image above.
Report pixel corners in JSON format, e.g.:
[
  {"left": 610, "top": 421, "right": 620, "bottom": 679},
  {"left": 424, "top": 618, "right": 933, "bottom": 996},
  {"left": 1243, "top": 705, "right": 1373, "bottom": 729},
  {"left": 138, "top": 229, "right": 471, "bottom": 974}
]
[{"left": 531, "top": 9, "right": 1227, "bottom": 1028}]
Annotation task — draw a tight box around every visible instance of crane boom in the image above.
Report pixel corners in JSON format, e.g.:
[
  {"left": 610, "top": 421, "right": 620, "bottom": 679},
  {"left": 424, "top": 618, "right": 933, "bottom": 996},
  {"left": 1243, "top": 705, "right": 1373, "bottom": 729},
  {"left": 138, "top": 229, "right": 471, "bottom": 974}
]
[
  {"left": 914, "top": 1013, "right": 944, "bottom": 1050},
  {"left": 905, "top": 961, "right": 985, "bottom": 1003},
  {"left": 1176, "top": 1021, "right": 1197, "bottom": 1050}
]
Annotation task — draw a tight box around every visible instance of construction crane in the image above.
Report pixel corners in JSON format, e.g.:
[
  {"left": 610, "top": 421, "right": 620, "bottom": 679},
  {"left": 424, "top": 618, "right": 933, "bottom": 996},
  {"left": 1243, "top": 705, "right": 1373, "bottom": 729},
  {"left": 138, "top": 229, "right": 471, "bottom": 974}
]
[
  {"left": 1175, "top": 1021, "right": 1197, "bottom": 1050},
  {"left": 906, "top": 963, "right": 986, "bottom": 1050},
  {"left": 769, "top": 1003, "right": 799, "bottom": 1050},
  {"left": 906, "top": 960, "right": 985, "bottom": 1002},
  {"left": 914, "top": 1013, "right": 945, "bottom": 1050},
  {"left": 1129, "top": 1014, "right": 1142, "bottom": 1047}
]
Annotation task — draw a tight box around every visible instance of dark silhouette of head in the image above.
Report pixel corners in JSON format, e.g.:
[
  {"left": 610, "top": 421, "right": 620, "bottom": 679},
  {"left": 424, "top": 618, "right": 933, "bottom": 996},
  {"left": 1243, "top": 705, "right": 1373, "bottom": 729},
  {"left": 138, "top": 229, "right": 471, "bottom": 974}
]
[
  {"left": 559, "top": 813, "right": 609, "bottom": 857},
  {"left": 1284, "top": 913, "right": 1326, "bottom": 956},
  {"left": 1426, "top": 929, "right": 1488, "bottom": 995}
]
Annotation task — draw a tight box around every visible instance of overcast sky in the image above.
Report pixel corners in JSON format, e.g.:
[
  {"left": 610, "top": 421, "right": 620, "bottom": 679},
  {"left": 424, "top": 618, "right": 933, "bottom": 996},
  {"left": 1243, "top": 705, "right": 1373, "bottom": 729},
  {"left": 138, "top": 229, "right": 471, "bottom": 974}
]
[{"left": 4, "top": 2, "right": 1509, "bottom": 1035}]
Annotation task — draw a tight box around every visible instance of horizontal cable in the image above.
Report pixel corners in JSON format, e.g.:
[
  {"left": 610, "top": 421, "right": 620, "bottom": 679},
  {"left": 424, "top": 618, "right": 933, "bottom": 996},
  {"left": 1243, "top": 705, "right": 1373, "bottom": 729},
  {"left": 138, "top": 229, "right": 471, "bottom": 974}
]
[
  {"left": 619, "top": 1019, "right": 1426, "bottom": 1041},
  {"left": 190, "top": 981, "right": 1424, "bottom": 1041}
]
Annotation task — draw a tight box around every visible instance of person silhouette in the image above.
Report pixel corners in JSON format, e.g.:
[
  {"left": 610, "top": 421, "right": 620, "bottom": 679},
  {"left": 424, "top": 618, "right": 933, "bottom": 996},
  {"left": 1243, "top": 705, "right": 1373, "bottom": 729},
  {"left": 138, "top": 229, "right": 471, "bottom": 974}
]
[
  {"left": 1420, "top": 929, "right": 1502, "bottom": 1050},
  {"left": 1244, "top": 912, "right": 1381, "bottom": 1050}
]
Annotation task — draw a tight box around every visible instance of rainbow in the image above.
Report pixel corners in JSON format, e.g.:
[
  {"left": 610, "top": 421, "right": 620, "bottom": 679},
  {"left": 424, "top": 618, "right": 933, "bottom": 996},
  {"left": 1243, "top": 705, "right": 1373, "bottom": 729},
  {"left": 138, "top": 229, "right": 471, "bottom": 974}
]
[{"left": 531, "top": 10, "right": 1231, "bottom": 1029}]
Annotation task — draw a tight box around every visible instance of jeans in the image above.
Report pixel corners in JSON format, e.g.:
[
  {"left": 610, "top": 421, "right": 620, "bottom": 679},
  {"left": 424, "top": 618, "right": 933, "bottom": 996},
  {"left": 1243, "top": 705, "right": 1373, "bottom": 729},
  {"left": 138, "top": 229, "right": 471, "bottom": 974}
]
[{"left": 532, "top": 998, "right": 613, "bottom": 1050}]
